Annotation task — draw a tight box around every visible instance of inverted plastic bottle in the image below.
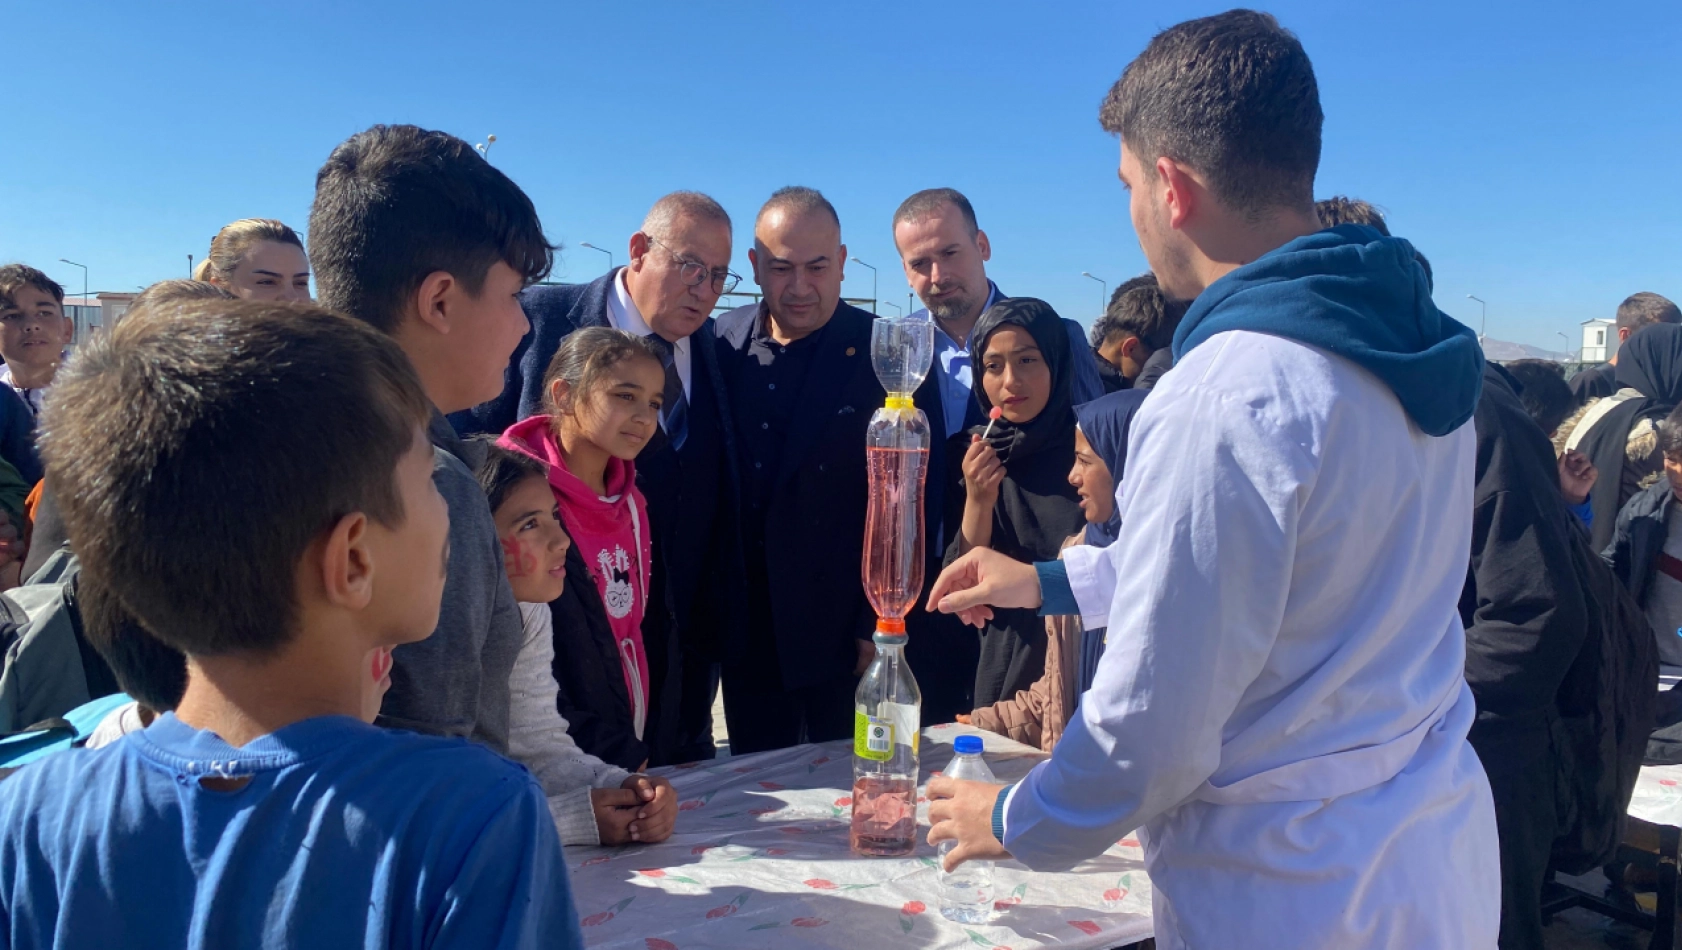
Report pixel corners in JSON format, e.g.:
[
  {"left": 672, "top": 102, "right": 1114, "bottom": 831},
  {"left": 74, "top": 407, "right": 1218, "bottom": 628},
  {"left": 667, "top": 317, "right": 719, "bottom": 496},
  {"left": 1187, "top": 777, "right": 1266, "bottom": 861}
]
[
  {"left": 938, "top": 735, "right": 997, "bottom": 922},
  {"left": 851, "top": 316, "right": 935, "bottom": 857}
]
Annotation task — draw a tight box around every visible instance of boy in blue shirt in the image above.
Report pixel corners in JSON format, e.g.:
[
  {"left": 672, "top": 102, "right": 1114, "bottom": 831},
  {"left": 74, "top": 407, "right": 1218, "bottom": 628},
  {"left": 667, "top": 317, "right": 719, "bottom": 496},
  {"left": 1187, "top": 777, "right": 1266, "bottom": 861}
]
[{"left": 0, "top": 298, "right": 583, "bottom": 948}]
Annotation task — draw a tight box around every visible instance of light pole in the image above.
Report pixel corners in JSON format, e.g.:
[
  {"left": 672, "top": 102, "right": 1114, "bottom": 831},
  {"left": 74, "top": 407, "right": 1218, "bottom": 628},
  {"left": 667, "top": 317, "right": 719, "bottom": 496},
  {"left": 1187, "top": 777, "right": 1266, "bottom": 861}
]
[
  {"left": 849, "top": 257, "right": 877, "bottom": 313},
  {"left": 1557, "top": 331, "right": 1573, "bottom": 362},
  {"left": 881, "top": 300, "right": 902, "bottom": 316},
  {"left": 1466, "top": 294, "right": 1487, "bottom": 341},
  {"left": 187, "top": 253, "right": 194, "bottom": 278},
  {"left": 579, "top": 243, "right": 614, "bottom": 273},
  {"left": 1081, "top": 271, "right": 1108, "bottom": 315},
  {"left": 59, "top": 258, "right": 88, "bottom": 311},
  {"left": 475, "top": 134, "right": 497, "bottom": 160}
]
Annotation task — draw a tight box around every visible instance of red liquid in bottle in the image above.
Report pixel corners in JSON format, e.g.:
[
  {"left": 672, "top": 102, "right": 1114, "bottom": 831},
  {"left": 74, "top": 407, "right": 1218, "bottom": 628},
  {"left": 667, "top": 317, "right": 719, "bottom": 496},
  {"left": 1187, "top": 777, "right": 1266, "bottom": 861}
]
[
  {"left": 849, "top": 774, "right": 918, "bottom": 856},
  {"left": 862, "top": 445, "right": 929, "bottom": 622}
]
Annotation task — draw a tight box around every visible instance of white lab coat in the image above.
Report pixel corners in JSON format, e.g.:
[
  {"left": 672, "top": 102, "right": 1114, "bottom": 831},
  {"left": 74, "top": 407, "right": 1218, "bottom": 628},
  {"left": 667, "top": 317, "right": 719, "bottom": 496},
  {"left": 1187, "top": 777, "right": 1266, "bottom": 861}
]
[{"left": 1005, "top": 330, "right": 1500, "bottom": 948}]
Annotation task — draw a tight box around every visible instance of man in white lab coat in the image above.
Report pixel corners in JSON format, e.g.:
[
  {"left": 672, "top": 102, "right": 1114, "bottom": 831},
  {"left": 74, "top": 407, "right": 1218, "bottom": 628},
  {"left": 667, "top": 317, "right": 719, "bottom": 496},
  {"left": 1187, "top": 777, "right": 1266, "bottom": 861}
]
[{"left": 925, "top": 10, "right": 1500, "bottom": 948}]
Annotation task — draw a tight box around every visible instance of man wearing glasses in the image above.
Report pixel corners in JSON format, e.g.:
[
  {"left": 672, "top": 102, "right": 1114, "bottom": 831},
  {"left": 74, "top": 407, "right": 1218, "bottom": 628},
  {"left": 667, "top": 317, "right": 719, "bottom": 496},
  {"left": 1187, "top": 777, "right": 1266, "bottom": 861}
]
[{"left": 456, "top": 190, "right": 741, "bottom": 766}]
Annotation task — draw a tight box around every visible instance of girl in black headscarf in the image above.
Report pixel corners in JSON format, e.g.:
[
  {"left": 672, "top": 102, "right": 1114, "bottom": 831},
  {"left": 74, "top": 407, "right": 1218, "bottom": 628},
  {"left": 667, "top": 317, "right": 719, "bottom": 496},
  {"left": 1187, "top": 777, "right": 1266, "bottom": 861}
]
[
  {"left": 950, "top": 297, "right": 1088, "bottom": 708},
  {"left": 1573, "top": 323, "right": 1682, "bottom": 550}
]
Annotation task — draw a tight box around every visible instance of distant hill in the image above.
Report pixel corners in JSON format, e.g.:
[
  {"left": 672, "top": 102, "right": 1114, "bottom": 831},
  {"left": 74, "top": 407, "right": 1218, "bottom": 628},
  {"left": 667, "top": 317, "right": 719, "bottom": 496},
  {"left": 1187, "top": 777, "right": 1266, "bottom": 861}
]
[{"left": 1481, "top": 338, "right": 1571, "bottom": 363}]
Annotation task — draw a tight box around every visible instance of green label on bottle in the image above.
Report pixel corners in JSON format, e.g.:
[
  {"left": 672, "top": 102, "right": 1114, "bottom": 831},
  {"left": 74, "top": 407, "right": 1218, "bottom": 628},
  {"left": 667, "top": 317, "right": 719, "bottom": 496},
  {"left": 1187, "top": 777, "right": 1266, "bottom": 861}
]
[{"left": 854, "top": 711, "right": 893, "bottom": 761}]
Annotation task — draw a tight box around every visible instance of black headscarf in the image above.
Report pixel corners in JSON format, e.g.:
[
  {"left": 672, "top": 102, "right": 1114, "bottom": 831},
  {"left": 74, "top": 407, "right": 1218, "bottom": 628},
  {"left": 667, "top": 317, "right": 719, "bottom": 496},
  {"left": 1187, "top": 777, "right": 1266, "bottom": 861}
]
[
  {"left": 1074, "top": 390, "right": 1149, "bottom": 547},
  {"left": 960, "top": 297, "right": 1086, "bottom": 564},
  {"left": 1578, "top": 323, "right": 1682, "bottom": 550}
]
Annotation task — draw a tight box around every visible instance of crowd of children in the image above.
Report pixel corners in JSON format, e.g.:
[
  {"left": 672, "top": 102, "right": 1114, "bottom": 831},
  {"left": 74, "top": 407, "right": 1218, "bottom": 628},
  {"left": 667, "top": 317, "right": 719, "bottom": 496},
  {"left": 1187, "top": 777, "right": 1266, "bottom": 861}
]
[{"left": 0, "top": 8, "right": 1675, "bottom": 949}]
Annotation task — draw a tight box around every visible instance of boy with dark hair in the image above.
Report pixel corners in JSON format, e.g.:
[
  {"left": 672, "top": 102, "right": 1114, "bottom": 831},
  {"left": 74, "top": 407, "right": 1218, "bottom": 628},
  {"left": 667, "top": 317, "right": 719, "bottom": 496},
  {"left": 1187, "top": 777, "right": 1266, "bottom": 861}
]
[
  {"left": 1088, "top": 273, "right": 1184, "bottom": 390},
  {"left": 0, "top": 300, "right": 582, "bottom": 947},
  {"left": 0, "top": 264, "right": 73, "bottom": 420},
  {"left": 309, "top": 123, "right": 549, "bottom": 753},
  {"left": 927, "top": 10, "right": 1497, "bottom": 946},
  {"left": 309, "top": 124, "right": 673, "bottom": 841},
  {"left": 1504, "top": 358, "right": 1579, "bottom": 440}
]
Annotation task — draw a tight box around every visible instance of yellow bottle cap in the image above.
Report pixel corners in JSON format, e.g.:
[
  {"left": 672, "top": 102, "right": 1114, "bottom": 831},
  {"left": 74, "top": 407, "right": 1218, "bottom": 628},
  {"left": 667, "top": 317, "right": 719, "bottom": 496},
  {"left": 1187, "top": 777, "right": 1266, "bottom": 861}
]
[{"left": 884, "top": 394, "right": 913, "bottom": 410}]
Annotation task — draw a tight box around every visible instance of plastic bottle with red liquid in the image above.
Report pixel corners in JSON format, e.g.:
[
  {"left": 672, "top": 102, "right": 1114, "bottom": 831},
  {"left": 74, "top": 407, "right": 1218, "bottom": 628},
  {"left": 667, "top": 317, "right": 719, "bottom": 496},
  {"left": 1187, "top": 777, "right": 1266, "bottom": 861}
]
[{"left": 851, "top": 316, "right": 934, "bottom": 857}]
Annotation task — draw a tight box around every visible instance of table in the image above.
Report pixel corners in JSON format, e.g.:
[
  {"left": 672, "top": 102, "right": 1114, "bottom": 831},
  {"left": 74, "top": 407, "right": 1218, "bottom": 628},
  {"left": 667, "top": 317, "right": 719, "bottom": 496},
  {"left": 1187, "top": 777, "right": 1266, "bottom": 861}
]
[{"left": 565, "top": 722, "right": 1154, "bottom": 950}]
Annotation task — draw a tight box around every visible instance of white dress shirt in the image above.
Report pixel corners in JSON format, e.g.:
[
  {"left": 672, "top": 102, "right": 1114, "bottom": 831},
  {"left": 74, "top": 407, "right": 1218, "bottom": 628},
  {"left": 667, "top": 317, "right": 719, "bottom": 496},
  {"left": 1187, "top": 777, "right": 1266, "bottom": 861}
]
[
  {"left": 1008, "top": 330, "right": 1499, "bottom": 949},
  {"left": 607, "top": 271, "right": 691, "bottom": 403}
]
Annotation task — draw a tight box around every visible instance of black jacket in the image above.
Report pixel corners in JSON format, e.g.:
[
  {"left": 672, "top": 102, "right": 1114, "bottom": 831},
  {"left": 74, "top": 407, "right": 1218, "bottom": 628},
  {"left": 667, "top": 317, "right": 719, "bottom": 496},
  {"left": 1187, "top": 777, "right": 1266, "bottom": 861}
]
[
  {"left": 547, "top": 542, "right": 667, "bottom": 770},
  {"left": 454, "top": 272, "right": 738, "bottom": 764},
  {"left": 1603, "top": 479, "right": 1682, "bottom": 665},
  {"left": 713, "top": 302, "right": 879, "bottom": 691},
  {"left": 1133, "top": 347, "right": 1174, "bottom": 392},
  {"left": 1460, "top": 364, "right": 1591, "bottom": 730}
]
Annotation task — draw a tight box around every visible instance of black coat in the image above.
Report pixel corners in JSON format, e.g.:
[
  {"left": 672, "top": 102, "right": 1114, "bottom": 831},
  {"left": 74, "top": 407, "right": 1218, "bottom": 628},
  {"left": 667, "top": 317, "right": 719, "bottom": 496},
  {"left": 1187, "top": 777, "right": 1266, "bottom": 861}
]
[
  {"left": 1603, "top": 479, "right": 1682, "bottom": 665},
  {"left": 453, "top": 272, "right": 738, "bottom": 764},
  {"left": 713, "top": 302, "right": 879, "bottom": 691},
  {"left": 1460, "top": 364, "right": 1591, "bottom": 731}
]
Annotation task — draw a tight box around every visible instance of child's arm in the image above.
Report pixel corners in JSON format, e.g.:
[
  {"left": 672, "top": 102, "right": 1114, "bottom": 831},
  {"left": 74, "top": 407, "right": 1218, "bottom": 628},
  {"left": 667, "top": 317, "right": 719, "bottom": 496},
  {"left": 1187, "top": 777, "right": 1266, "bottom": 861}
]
[{"left": 506, "top": 604, "right": 633, "bottom": 846}]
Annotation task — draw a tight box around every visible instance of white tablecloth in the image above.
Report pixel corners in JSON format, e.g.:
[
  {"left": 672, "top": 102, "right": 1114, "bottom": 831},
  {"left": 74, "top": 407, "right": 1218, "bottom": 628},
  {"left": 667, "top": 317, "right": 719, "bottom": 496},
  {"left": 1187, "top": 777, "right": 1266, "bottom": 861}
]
[{"left": 566, "top": 721, "right": 1154, "bottom": 949}]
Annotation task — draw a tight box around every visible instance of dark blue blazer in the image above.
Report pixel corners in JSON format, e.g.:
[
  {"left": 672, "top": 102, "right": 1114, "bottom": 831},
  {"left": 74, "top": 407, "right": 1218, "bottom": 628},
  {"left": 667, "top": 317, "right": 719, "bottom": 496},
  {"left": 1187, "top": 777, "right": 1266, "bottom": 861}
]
[{"left": 713, "top": 302, "right": 881, "bottom": 691}]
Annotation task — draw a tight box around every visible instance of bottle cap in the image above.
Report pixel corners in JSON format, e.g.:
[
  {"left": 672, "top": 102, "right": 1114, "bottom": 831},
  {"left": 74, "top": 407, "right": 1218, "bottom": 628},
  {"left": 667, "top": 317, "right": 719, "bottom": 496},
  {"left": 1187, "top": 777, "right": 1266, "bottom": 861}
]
[{"left": 954, "top": 735, "right": 983, "bottom": 754}]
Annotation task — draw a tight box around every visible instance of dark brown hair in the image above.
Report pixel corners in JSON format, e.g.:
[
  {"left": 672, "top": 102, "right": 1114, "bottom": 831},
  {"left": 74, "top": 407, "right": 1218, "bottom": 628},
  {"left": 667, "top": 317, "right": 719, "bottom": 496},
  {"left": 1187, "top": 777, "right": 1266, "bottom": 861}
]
[
  {"left": 1090, "top": 273, "right": 1186, "bottom": 353},
  {"left": 1315, "top": 196, "right": 1390, "bottom": 235},
  {"left": 1504, "top": 359, "right": 1578, "bottom": 439},
  {"left": 1617, "top": 292, "right": 1682, "bottom": 333},
  {"left": 40, "top": 299, "right": 433, "bottom": 657},
  {"left": 541, "top": 326, "right": 666, "bottom": 419},
  {"left": 893, "top": 188, "right": 979, "bottom": 237},
  {"left": 308, "top": 124, "right": 554, "bottom": 334},
  {"left": 0, "top": 264, "right": 66, "bottom": 308},
  {"left": 471, "top": 437, "right": 549, "bottom": 515},
  {"left": 1099, "top": 9, "right": 1321, "bottom": 214}
]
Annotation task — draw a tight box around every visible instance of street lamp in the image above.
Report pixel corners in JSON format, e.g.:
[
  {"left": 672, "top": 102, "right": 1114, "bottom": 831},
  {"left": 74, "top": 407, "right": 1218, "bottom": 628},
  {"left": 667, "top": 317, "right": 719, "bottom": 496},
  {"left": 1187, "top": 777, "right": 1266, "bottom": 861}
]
[
  {"left": 881, "top": 300, "right": 902, "bottom": 317},
  {"left": 849, "top": 257, "right": 877, "bottom": 313},
  {"left": 1081, "top": 271, "right": 1108, "bottom": 314},
  {"left": 579, "top": 243, "right": 614, "bottom": 273},
  {"left": 59, "top": 258, "right": 88, "bottom": 311},
  {"left": 1466, "top": 294, "right": 1487, "bottom": 341},
  {"left": 1557, "top": 331, "right": 1573, "bottom": 362},
  {"left": 187, "top": 253, "right": 194, "bottom": 278},
  {"left": 475, "top": 134, "right": 497, "bottom": 160}
]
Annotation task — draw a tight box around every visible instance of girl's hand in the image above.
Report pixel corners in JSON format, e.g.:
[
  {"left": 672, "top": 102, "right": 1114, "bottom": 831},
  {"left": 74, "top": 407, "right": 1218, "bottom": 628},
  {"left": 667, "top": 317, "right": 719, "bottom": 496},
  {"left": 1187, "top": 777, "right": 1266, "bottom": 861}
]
[
  {"left": 962, "top": 435, "right": 1006, "bottom": 507},
  {"left": 1558, "top": 449, "right": 1597, "bottom": 506}
]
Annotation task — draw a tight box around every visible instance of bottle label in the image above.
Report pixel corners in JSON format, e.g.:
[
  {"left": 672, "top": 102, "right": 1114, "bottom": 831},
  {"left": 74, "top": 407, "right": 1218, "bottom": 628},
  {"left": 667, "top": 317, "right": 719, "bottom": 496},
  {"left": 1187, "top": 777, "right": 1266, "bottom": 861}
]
[
  {"left": 854, "top": 704, "right": 920, "bottom": 761},
  {"left": 855, "top": 712, "right": 893, "bottom": 760}
]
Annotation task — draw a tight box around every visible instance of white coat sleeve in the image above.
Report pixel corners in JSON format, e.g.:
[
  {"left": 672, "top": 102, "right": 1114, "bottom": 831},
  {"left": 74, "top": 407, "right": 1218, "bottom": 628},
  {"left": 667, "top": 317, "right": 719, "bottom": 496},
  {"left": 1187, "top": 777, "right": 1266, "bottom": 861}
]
[{"left": 1002, "top": 377, "right": 1316, "bottom": 871}]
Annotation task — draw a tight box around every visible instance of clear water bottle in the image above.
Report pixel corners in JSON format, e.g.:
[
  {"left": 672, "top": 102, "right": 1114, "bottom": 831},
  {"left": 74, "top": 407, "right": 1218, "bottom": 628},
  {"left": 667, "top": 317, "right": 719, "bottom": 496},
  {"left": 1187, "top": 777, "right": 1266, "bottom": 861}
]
[
  {"left": 850, "top": 631, "right": 922, "bottom": 856},
  {"left": 938, "top": 734, "right": 996, "bottom": 922}
]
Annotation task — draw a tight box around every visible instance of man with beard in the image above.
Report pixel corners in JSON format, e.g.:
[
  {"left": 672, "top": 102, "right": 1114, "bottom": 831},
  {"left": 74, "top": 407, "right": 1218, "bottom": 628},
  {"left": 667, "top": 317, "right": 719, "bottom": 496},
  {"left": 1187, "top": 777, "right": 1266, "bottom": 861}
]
[{"left": 890, "top": 189, "right": 1106, "bottom": 723}]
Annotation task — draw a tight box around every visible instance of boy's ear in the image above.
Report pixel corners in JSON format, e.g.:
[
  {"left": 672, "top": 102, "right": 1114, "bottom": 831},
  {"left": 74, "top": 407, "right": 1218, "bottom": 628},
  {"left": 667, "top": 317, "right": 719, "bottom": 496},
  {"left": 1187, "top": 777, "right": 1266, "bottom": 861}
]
[
  {"left": 1121, "top": 335, "right": 1149, "bottom": 364},
  {"left": 318, "top": 512, "right": 375, "bottom": 611},
  {"left": 409, "top": 270, "right": 458, "bottom": 336}
]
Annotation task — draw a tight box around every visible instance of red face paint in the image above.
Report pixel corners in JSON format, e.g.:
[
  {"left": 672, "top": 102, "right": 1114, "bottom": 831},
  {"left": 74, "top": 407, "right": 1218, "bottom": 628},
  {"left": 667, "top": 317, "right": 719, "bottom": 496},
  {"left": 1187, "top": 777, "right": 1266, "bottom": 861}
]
[{"left": 501, "top": 536, "right": 540, "bottom": 579}]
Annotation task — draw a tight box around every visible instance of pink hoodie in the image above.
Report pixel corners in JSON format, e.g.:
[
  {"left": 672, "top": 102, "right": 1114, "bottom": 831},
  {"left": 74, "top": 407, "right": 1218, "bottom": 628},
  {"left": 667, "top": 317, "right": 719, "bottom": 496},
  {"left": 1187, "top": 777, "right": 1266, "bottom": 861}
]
[{"left": 499, "top": 415, "right": 652, "bottom": 740}]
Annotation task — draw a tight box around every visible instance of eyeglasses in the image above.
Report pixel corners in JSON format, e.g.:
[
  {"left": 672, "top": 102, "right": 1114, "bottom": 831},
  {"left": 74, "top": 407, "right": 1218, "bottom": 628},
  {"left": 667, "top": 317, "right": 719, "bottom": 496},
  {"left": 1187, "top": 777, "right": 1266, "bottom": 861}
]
[{"left": 648, "top": 236, "right": 741, "bottom": 295}]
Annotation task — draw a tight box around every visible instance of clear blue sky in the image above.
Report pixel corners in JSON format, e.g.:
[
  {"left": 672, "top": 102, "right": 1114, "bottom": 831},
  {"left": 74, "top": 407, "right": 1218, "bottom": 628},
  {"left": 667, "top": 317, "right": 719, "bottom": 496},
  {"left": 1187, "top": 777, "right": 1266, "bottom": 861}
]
[{"left": 2, "top": 0, "right": 1677, "bottom": 352}]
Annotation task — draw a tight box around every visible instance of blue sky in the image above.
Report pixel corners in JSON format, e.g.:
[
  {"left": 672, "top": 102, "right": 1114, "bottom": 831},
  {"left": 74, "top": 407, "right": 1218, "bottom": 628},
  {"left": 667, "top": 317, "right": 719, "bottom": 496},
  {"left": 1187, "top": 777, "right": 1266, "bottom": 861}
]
[{"left": 2, "top": 0, "right": 1677, "bottom": 352}]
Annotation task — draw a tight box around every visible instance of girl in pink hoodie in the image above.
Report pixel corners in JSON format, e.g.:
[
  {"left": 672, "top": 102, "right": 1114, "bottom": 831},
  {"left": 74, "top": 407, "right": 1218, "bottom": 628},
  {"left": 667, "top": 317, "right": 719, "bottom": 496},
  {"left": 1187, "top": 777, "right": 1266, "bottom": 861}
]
[{"left": 499, "top": 327, "right": 665, "bottom": 769}]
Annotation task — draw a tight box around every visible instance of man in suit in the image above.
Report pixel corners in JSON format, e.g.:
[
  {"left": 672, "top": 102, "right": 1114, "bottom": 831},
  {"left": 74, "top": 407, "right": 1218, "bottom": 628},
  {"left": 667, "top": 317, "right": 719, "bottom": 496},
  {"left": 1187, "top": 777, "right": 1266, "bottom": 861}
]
[
  {"left": 889, "top": 188, "right": 1107, "bottom": 724},
  {"left": 714, "top": 187, "right": 881, "bottom": 754},
  {"left": 456, "top": 191, "right": 738, "bottom": 765}
]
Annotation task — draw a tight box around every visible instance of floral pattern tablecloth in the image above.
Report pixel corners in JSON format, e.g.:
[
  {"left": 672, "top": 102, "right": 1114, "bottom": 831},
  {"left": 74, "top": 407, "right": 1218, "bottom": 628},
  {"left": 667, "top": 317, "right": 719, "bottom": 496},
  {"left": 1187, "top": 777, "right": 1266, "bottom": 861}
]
[
  {"left": 1633, "top": 763, "right": 1682, "bottom": 828},
  {"left": 566, "top": 722, "right": 1154, "bottom": 950}
]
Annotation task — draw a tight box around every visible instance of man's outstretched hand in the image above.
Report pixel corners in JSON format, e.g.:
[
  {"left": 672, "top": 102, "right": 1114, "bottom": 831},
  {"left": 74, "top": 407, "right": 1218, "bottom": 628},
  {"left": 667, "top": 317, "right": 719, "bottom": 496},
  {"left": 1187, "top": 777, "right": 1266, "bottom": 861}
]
[{"left": 927, "top": 547, "right": 1042, "bottom": 628}]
